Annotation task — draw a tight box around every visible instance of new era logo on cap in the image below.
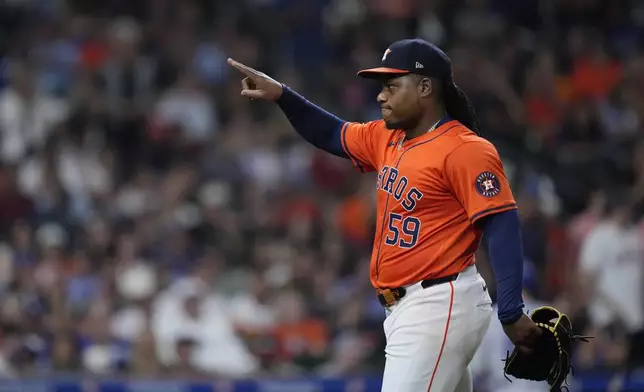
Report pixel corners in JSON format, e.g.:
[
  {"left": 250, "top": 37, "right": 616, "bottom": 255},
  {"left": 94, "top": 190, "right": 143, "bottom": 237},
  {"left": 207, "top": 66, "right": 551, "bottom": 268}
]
[{"left": 415, "top": 62, "right": 424, "bottom": 69}]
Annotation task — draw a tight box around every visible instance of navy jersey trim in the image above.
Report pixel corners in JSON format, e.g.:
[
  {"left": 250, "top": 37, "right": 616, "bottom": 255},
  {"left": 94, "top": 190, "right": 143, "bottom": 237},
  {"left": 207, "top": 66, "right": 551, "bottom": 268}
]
[{"left": 470, "top": 203, "right": 518, "bottom": 223}]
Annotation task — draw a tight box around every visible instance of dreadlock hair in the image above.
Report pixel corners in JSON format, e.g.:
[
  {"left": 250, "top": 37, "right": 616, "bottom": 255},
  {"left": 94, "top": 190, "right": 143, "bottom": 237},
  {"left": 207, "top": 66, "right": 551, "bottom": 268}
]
[{"left": 441, "top": 78, "right": 481, "bottom": 136}]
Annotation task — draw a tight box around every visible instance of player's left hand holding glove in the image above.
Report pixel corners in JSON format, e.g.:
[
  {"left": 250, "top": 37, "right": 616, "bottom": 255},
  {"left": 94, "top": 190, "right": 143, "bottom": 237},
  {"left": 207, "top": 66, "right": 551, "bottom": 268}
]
[
  {"left": 502, "top": 313, "right": 542, "bottom": 354},
  {"left": 502, "top": 306, "right": 592, "bottom": 392}
]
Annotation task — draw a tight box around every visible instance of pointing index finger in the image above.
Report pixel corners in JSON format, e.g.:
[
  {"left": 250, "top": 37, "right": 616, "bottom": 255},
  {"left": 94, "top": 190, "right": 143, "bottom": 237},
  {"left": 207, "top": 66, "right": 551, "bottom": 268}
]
[{"left": 227, "top": 58, "right": 259, "bottom": 78}]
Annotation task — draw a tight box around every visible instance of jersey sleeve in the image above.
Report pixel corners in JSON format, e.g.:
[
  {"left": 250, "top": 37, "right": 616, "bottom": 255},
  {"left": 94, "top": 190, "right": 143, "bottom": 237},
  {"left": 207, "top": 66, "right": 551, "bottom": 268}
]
[
  {"left": 340, "top": 121, "right": 383, "bottom": 173},
  {"left": 445, "top": 141, "right": 517, "bottom": 223}
]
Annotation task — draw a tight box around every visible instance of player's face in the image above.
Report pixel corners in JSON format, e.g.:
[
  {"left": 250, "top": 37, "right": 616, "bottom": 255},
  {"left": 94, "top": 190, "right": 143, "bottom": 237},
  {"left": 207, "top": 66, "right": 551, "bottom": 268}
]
[{"left": 377, "top": 75, "right": 424, "bottom": 130}]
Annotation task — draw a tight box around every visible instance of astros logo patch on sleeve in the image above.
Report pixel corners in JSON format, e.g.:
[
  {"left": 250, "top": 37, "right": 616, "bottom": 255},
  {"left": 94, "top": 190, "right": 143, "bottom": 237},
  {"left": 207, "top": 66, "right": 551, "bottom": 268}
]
[{"left": 475, "top": 171, "right": 501, "bottom": 197}]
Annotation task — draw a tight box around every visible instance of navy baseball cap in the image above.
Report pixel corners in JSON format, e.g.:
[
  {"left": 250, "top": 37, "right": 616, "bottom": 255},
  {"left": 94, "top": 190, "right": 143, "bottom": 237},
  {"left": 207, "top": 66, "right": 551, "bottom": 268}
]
[{"left": 357, "top": 38, "right": 452, "bottom": 81}]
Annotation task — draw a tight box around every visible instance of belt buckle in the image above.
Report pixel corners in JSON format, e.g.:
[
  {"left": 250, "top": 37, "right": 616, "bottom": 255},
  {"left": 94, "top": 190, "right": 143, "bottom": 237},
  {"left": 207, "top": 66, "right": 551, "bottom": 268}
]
[{"left": 378, "top": 288, "right": 400, "bottom": 307}]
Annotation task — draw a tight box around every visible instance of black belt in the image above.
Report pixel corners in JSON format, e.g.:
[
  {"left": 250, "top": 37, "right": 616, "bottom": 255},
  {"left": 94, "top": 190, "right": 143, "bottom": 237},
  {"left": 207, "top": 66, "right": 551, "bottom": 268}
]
[{"left": 376, "top": 273, "right": 459, "bottom": 307}]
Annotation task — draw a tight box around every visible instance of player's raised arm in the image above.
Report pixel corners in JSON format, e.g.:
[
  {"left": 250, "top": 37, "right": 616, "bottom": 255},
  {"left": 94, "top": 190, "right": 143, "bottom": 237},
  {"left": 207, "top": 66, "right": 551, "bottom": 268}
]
[{"left": 227, "top": 58, "right": 349, "bottom": 158}]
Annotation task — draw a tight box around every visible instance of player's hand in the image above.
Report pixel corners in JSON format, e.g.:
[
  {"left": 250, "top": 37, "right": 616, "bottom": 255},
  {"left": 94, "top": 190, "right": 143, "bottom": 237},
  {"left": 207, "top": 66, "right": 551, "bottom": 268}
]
[
  {"left": 502, "top": 314, "right": 542, "bottom": 354},
  {"left": 227, "top": 58, "right": 283, "bottom": 101}
]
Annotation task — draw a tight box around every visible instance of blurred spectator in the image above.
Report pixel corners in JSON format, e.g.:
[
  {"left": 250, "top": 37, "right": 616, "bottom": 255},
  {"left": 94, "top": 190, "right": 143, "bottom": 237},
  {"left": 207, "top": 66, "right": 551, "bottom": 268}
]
[
  {"left": 151, "top": 269, "right": 259, "bottom": 377},
  {"left": 129, "top": 329, "right": 162, "bottom": 376},
  {"left": 317, "top": 332, "right": 370, "bottom": 376},
  {"left": 0, "top": 61, "right": 69, "bottom": 164},
  {"left": 271, "top": 288, "right": 328, "bottom": 374},
  {"left": 228, "top": 273, "right": 278, "bottom": 334},
  {"left": 569, "top": 39, "right": 622, "bottom": 103},
  {"left": 50, "top": 331, "right": 82, "bottom": 373},
  {"left": 517, "top": 193, "right": 548, "bottom": 272},
  {"left": 578, "top": 190, "right": 644, "bottom": 369},
  {"left": 167, "top": 337, "right": 204, "bottom": 378},
  {"left": 567, "top": 189, "right": 607, "bottom": 262},
  {"left": 557, "top": 100, "right": 604, "bottom": 147},
  {"left": 78, "top": 301, "right": 130, "bottom": 375}
]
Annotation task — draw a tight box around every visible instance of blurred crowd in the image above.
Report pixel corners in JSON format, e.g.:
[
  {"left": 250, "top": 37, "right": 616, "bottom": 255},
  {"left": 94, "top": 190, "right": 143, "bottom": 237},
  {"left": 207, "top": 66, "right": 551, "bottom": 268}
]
[{"left": 1, "top": 0, "right": 644, "bottom": 383}]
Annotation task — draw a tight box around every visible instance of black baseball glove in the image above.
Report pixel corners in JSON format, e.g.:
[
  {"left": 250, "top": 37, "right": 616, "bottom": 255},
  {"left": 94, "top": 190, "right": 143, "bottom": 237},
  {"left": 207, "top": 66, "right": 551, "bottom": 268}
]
[{"left": 502, "top": 306, "right": 592, "bottom": 392}]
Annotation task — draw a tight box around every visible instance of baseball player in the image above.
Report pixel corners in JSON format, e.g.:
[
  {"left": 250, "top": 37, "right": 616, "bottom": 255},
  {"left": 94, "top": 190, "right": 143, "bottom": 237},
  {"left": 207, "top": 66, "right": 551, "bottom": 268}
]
[{"left": 228, "top": 38, "right": 540, "bottom": 392}]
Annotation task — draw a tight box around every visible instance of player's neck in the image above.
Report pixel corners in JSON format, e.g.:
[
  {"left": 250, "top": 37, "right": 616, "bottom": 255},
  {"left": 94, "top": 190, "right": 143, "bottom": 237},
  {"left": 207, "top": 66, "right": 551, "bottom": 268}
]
[{"left": 404, "top": 110, "right": 446, "bottom": 140}]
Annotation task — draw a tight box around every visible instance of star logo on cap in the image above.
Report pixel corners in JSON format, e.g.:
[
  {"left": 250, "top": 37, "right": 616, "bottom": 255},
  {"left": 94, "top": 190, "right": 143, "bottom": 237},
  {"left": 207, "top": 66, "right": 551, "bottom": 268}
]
[{"left": 382, "top": 48, "right": 392, "bottom": 62}]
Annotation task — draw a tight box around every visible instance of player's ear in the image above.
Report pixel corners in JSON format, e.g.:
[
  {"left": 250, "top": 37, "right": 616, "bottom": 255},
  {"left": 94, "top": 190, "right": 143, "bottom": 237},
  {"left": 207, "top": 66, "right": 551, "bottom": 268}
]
[{"left": 418, "top": 77, "right": 433, "bottom": 98}]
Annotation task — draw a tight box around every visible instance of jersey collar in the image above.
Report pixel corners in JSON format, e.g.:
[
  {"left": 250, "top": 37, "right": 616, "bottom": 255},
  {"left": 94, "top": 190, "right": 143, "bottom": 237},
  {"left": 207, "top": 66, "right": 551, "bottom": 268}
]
[{"left": 398, "top": 115, "right": 455, "bottom": 148}]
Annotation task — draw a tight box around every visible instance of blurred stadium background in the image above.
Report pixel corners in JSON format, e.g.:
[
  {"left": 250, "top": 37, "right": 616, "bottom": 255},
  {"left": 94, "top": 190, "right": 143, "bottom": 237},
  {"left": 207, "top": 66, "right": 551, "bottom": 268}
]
[{"left": 1, "top": 0, "right": 644, "bottom": 391}]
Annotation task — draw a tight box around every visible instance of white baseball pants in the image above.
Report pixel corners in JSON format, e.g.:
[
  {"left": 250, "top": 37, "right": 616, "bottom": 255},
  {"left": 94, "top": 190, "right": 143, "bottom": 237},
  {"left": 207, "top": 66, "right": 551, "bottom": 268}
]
[{"left": 381, "top": 265, "right": 493, "bottom": 392}]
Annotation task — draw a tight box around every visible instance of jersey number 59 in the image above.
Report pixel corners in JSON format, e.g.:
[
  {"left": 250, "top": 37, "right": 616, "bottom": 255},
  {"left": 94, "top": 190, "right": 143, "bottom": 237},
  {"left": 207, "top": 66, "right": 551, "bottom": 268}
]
[{"left": 384, "top": 213, "right": 421, "bottom": 248}]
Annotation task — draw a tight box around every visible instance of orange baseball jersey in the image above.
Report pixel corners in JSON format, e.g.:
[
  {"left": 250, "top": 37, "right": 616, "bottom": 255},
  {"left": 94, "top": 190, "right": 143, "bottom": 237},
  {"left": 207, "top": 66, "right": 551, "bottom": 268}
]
[{"left": 340, "top": 118, "right": 517, "bottom": 289}]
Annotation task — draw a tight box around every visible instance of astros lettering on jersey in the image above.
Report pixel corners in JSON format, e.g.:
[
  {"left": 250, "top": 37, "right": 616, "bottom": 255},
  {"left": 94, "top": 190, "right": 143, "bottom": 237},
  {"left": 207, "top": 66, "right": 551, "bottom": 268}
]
[{"left": 340, "top": 118, "right": 517, "bottom": 289}]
